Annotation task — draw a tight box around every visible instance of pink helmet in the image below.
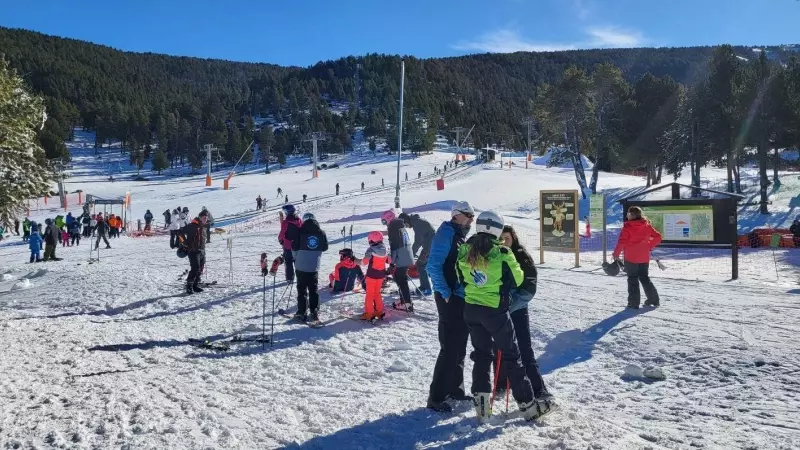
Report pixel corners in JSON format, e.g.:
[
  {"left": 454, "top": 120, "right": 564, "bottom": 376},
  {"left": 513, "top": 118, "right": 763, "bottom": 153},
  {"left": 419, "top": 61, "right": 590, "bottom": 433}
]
[
  {"left": 381, "top": 210, "right": 396, "bottom": 225},
  {"left": 368, "top": 231, "right": 384, "bottom": 243}
]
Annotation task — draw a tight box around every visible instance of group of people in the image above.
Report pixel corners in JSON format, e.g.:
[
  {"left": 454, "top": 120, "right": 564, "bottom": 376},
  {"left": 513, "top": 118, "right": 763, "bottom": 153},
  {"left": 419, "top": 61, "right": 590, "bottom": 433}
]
[{"left": 167, "top": 206, "right": 215, "bottom": 251}]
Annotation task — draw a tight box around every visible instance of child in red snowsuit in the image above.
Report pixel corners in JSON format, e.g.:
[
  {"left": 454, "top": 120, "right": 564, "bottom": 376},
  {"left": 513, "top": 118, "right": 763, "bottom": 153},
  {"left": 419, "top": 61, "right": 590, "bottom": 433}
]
[{"left": 360, "top": 231, "right": 390, "bottom": 320}]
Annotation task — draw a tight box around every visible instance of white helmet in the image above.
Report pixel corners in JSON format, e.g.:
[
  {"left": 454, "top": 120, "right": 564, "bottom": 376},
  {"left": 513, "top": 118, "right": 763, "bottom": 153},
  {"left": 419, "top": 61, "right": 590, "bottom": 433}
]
[{"left": 475, "top": 211, "right": 504, "bottom": 238}]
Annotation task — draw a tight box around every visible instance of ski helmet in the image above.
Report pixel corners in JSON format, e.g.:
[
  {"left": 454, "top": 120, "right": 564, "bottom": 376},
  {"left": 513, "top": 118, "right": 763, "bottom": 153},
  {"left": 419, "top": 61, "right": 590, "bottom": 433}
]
[
  {"left": 381, "top": 209, "right": 396, "bottom": 225},
  {"left": 339, "top": 248, "right": 354, "bottom": 261},
  {"left": 182, "top": 207, "right": 189, "bottom": 213},
  {"left": 368, "top": 231, "right": 384, "bottom": 243},
  {"left": 475, "top": 211, "right": 504, "bottom": 238},
  {"left": 282, "top": 204, "right": 296, "bottom": 216},
  {"left": 602, "top": 260, "right": 623, "bottom": 276},
  {"left": 302, "top": 212, "right": 315, "bottom": 221}
]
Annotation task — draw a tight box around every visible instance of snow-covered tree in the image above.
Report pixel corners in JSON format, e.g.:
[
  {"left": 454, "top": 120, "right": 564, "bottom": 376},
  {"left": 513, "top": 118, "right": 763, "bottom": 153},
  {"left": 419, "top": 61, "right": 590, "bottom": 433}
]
[{"left": 0, "top": 59, "right": 54, "bottom": 226}]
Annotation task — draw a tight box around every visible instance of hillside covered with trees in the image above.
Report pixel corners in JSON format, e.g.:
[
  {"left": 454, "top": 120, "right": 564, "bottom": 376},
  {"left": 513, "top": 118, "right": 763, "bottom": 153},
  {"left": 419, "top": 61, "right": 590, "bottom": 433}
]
[{"left": 1, "top": 27, "right": 799, "bottom": 211}]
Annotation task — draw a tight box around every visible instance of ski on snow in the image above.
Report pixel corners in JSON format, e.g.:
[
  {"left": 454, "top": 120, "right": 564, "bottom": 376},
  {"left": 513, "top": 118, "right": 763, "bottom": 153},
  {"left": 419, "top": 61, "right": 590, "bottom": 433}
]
[{"left": 278, "top": 312, "right": 324, "bottom": 328}]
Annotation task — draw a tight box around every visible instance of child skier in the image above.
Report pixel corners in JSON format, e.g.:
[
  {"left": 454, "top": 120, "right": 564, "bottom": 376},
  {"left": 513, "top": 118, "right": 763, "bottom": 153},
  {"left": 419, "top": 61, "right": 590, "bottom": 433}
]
[
  {"left": 328, "top": 248, "right": 365, "bottom": 292},
  {"left": 61, "top": 227, "right": 69, "bottom": 247},
  {"left": 456, "top": 211, "right": 551, "bottom": 422},
  {"left": 278, "top": 204, "right": 303, "bottom": 283},
  {"left": 69, "top": 220, "right": 81, "bottom": 246},
  {"left": 360, "top": 231, "right": 390, "bottom": 320},
  {"left": 28, "top": 224, "right": 42, "bottom": 263}
]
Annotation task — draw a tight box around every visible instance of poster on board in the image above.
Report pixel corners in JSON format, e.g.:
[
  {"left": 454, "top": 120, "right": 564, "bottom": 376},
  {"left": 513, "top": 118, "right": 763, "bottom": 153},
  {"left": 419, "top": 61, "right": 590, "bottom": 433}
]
[{"left": 540, "top": 190, "right": 578, "bottom": 249}]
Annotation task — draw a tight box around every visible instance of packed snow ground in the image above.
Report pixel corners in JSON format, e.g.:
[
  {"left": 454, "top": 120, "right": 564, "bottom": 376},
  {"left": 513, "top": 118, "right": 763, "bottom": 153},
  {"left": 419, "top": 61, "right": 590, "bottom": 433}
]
[{"left": 1, "top": 135, "right": 799, "bottom": 449}]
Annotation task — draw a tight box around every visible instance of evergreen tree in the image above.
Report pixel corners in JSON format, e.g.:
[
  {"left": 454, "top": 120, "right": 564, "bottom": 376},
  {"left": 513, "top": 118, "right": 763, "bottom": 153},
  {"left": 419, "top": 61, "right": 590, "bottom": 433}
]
[
  {"left": 0, "top": 59, "right": 54, "bottom": 225},
  {"left": 588, "top": 63, "right": 628, "bottom": 192},
  {"left": 152, "top": 149, "right": 169, "bottom": 175}
]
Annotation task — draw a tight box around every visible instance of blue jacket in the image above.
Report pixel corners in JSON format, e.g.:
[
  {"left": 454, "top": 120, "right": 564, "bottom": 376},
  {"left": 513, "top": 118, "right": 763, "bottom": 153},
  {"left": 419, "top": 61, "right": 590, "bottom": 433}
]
[
  {"left": 29, "top": 231, "right": 42, "bottom": 252},
  {"left": 65, "top": 214, "right": 74, "bottom": 227},
  {"left": 428, "top": 220, "right": 466, "bottom": 299}
]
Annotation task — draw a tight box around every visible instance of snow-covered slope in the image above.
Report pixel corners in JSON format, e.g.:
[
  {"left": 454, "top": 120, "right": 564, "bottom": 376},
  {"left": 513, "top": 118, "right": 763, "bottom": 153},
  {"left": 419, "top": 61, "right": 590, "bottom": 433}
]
[{"left": 1, "top": 132, "right": 799, "bottom": 449}]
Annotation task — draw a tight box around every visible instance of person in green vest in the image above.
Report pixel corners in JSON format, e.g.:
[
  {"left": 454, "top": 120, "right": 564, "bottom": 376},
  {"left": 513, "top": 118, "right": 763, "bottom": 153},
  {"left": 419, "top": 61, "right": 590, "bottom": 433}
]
[
  {"left": 22, "top": 218, "right": 31, "bottom": 242},
  {"left": 456, "top": 210, "right": 553, "bottom": 423}
]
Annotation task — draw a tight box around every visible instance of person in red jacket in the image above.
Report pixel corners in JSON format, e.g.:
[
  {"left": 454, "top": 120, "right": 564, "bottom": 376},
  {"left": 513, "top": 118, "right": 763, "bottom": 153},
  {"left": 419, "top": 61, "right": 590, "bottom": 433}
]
[
  {"left": 278, "top": 204, "right": 302, "bottom": 283},
  {"left": 612, "top": 206, "right": 662, "bottom": 309}
]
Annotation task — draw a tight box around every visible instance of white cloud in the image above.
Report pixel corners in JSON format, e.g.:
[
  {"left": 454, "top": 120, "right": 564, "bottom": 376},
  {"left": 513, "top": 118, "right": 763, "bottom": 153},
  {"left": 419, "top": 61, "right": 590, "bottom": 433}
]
[
  {"left": 587, "top": 26, "right": 644, "bottom": 47},
  {"left": 573, "top": 0, "right": 592, "bottom": 20},
  {"left": 452, "top": 28, "right": 576, "bottom": 53},
  {"left": 452, "top": 25, "right": 646, "bottom": 55}
]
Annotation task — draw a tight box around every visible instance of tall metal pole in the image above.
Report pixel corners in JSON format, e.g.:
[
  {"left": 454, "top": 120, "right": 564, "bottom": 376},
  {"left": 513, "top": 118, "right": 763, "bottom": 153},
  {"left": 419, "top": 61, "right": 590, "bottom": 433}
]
[
  {"left": 312, "top": 138, "right": 319, "bottom": 178},
  {"left": 395, "top": 60, "right": 405, "bottom": 209},
  {"left": 207, "top": 145, "right": 212, "bottom": 181}
]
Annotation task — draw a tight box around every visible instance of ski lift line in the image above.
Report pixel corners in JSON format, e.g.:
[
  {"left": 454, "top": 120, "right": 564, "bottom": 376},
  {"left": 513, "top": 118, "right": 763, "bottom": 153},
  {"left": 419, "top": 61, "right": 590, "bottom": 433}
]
[{"left": 228, "top": 140, "right": 256, "bottom": 178}]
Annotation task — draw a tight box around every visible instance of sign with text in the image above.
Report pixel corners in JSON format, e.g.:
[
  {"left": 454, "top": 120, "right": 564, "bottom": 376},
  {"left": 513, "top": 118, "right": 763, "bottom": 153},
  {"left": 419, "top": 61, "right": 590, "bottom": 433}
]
[{"left": 539, "top": 190, "right": 580, "bottom": 267}]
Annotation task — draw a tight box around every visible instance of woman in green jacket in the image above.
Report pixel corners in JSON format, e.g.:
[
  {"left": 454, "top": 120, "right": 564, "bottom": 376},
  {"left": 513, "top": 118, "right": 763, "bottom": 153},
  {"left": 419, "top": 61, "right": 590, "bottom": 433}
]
[{"left": 457, "top": 211, "right": 551, "bottom": 422}]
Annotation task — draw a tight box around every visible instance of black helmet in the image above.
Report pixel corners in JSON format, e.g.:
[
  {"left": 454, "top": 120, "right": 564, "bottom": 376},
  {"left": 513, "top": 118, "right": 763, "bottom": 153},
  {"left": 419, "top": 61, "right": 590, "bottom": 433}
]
[
  {"left": 339, "top": 248, "right": 354, "bottom": 261},
  {"left": 602, "top": 260, "right": 624, "bottom": 276}
]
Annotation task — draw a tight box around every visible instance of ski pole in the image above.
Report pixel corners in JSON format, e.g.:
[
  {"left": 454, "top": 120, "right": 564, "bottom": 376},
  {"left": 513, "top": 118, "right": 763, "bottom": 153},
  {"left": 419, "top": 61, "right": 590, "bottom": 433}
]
[
  {"left": 505, "top": 379, "right": 510, "bottom": 415},
  {"left": 262, "top": 274, "right": 267, "bottom": 349},
  {"left": 270, "top": 273, "right": 276, "bottom": 347}
]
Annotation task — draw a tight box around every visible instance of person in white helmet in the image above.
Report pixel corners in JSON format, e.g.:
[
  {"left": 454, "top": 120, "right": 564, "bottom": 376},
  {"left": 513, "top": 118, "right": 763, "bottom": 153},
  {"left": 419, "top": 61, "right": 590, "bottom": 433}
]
[
  {"left": 425, "top": 201, "right": 475, "bottom": 413},
  {"left": 457, "top": 210, "right": 552, "bottom": 422}
]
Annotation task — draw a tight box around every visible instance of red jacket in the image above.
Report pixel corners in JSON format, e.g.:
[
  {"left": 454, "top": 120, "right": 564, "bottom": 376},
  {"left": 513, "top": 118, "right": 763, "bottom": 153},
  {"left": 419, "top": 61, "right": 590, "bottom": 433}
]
[
  {"left": 612, "top": 219, "right": 662, "bottom": 264},
  {"left": 278, "top": 215, "right": 302, "bottom": 250}
]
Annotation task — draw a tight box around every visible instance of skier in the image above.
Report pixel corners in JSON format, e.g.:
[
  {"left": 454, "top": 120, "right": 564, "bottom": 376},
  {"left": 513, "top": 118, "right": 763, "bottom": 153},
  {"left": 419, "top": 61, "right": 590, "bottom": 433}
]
[
  {"left": 287, "top": 212, "right": 329, "bottom": 322},
  {"left": 494, "top": 225, "right": 552, "bottom": 401},
  {"left": 285, "top": 194, "right": 289, "bottom": 204},
  {"left": 335, "top": 183, "right": 340, "bottom": 195},
  {"left": 201, "top": 206, "right": 214, "bottom": 244},
  {"left": 42, "top": 219, "right": 61, "bottom": 261},
  {"left": 456, "top": 211, "right": 548, "bottom": 422},
  {"left": 278, "top": 204, "right": 302, "bottom": 283},
  {"left": 69, "top": 219, "right": 81, "bottom": 246},
  {"left": 382, "top": 178, "right": 384, "bottom": 187},
  {"left": 328, "top": 248, "right": 364, "bottom": 292},
  {"left": 14, "top": 218, "right": 20, "bottom": 236},
  {"left": 426, "top": 201, "right": 474, "bottom": 412},
  {"left": 89, "top": 214, "right": 97, "bottom": 237},
  {"left": 302, "top": 194, "right": 307, "bottom": 203},
  {"left": 612, "top": 206, "right": 662, "bottom": 309},
  {"left": 361, "top": 182, "right": 365, "bottom": 191},
  {"left": 163, "top": 209, "right": 172, "bottom": 228},
  {"left": 399, "top": 212, "right": 434, "bottom": 296},
  {"left": 178, "top": 210, "right": 209, "bottom": 294},
  {"left": 144, "top": 210, "right": 154, "bottom": 232},
  {"left": 359, "top": 231, "right": 390, "bottom": 320},
  {"left": 80, "top": 213, "right": 90, "bottom": 237},
  {"left": 277, "top": 187, "right": 283, "bottom": 198},
  {"left": 22, "top": 217, "right": 31, "bottom": 242},
  {"left": 61, "top": 227, "right": 69, "bottom": 247},
  {"left": 418, "top": 172, "right": 422, "bottom": 179},
  {"left": 405, "top": 172, "right": 408, "bottom": 181},
  {"left": 169, "top": 208, "right": 182, "bottom": 248},
  {"left": 256, "top": 195, "right": 263, "bottom": 210},
  {"left": 790, "top": 215, "right": 800, "bottom": 247},
  {"left": 94, "top": 215, "right": 111, "bottom": 250},
  {"left": 381, "top": 210, "right": 414, "bottom": 311},
  {"left": 28, "top": 223, "right": 42, "bottom": 263}
]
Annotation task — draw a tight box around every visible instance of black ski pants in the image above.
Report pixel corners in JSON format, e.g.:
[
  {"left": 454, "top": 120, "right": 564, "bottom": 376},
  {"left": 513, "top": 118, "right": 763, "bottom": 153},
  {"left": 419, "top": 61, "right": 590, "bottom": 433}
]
[
  {"left": 95, "top": 234, "right": 110, "bottom": 249},
  {"left": 394, "top": 266, "right": 412, "bottom": 304},
  {"left": 205, "top": 224, "right": 212, "bottom": 243},
  {"left": 283, "top": 249, "right": 295, "bottom": 282},
  {"left": 428, "top": 293, "right": 469, "bottom": 403},
  {"left": 463, "top": 302, "right": 534, "bottom": 405},
  {"left": 296, "top": 270, "right": 319, "bottom": 315},
  {"left": 170, "top": 230, "right": 177, "bottom": 248},
  {"left": 494, "top": 307, "right": 549, "bottom": 398},
  {"left": 187, "top": 250, "right": 205, "bottom": 288},
  {"left": 70, "top": 233, "right": 81, "bottom": 246},
  {"left": 43, "top": 244, "right": 56, "bottom": 261},
  {"left": 624, "top": 262, "right": 659, "bottom": 307}
]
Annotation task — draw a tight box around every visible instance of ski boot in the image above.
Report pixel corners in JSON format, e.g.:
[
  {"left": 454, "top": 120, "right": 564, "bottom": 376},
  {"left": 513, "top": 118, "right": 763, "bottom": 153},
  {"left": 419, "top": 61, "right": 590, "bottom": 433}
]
[
  {"left": 192, "top": 284, "right": 204, "bottom": 293},
  {"left": 644, "top": 298, "right": 660, "bottom": 307},
  {"left": 308, "top": 310, "right": 319, "bottom": 322},
  {"left": 518, "top": 397, "right": 554, "bottom": 421},
  {"left": 392, "top": 301, "right": 414, "bottom": 313},
  {"left": 291, "top": 312, "right": 307, "bottom": 322},
  {"left": 185, "top": 285, "right": 194, "bottom": 295},
  {"left": 426, "top": 398, "right": 453, "bottom": 413},
  {"left": 473, "top": 392, "right": 492, "bottom": 422}
]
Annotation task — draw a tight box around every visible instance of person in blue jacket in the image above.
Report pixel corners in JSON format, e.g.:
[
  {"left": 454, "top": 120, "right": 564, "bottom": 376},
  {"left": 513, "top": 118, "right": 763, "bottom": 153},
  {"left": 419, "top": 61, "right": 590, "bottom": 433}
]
[
  {"left": 494, "top": 224, "right": 552, "bottom": 401},
  {"left": 28, "top": 223, "right": 43, "bottom": 263},
  {"left": 426, "top": 201, "right": 475, "bottom": 413}
]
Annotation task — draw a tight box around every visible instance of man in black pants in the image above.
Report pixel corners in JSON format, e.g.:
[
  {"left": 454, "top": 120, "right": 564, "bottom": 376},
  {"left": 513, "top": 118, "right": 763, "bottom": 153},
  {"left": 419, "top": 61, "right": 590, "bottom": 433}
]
[
  {"left": 179, "top": 210, "right": 208, "bottom": 294},
  {"left": 425, "top": 201, "right": 475, "bottom": 412},
  {"left": 287, "top": 212, "right": 328, "bottom": 322}
]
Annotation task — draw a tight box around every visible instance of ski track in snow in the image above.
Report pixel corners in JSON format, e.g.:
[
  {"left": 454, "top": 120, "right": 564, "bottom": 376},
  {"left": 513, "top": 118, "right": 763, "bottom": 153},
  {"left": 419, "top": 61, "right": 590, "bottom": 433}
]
[{"left": 1, "top": 134, "right": 799, "bottom": 449}]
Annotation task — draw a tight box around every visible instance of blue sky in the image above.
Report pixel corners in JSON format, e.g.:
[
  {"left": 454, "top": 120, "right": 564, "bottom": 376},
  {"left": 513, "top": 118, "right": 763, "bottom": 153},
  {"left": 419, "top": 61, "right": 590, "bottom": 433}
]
[{"left": 2, "top": 0, "right": 798, "bottom": 67}]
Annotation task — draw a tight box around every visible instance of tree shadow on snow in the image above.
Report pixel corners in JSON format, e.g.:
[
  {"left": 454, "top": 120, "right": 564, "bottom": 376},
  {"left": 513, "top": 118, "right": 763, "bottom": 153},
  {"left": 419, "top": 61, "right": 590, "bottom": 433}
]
[
  {"left": 87, "top": 333, "right": 228, "bottom": 352},
  {"left": 537, "top": 308, "right": 650, "bottom": 375},
  {"left": 278, "top": 407, "right": 502, "bottom": 450}
]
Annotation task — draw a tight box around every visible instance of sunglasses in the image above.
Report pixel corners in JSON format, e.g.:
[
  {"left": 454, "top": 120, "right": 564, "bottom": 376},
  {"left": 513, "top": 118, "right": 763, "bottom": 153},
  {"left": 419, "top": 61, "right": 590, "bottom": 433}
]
[{"left": 457, "top": 211, "right": 474, "bottom": 219}]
